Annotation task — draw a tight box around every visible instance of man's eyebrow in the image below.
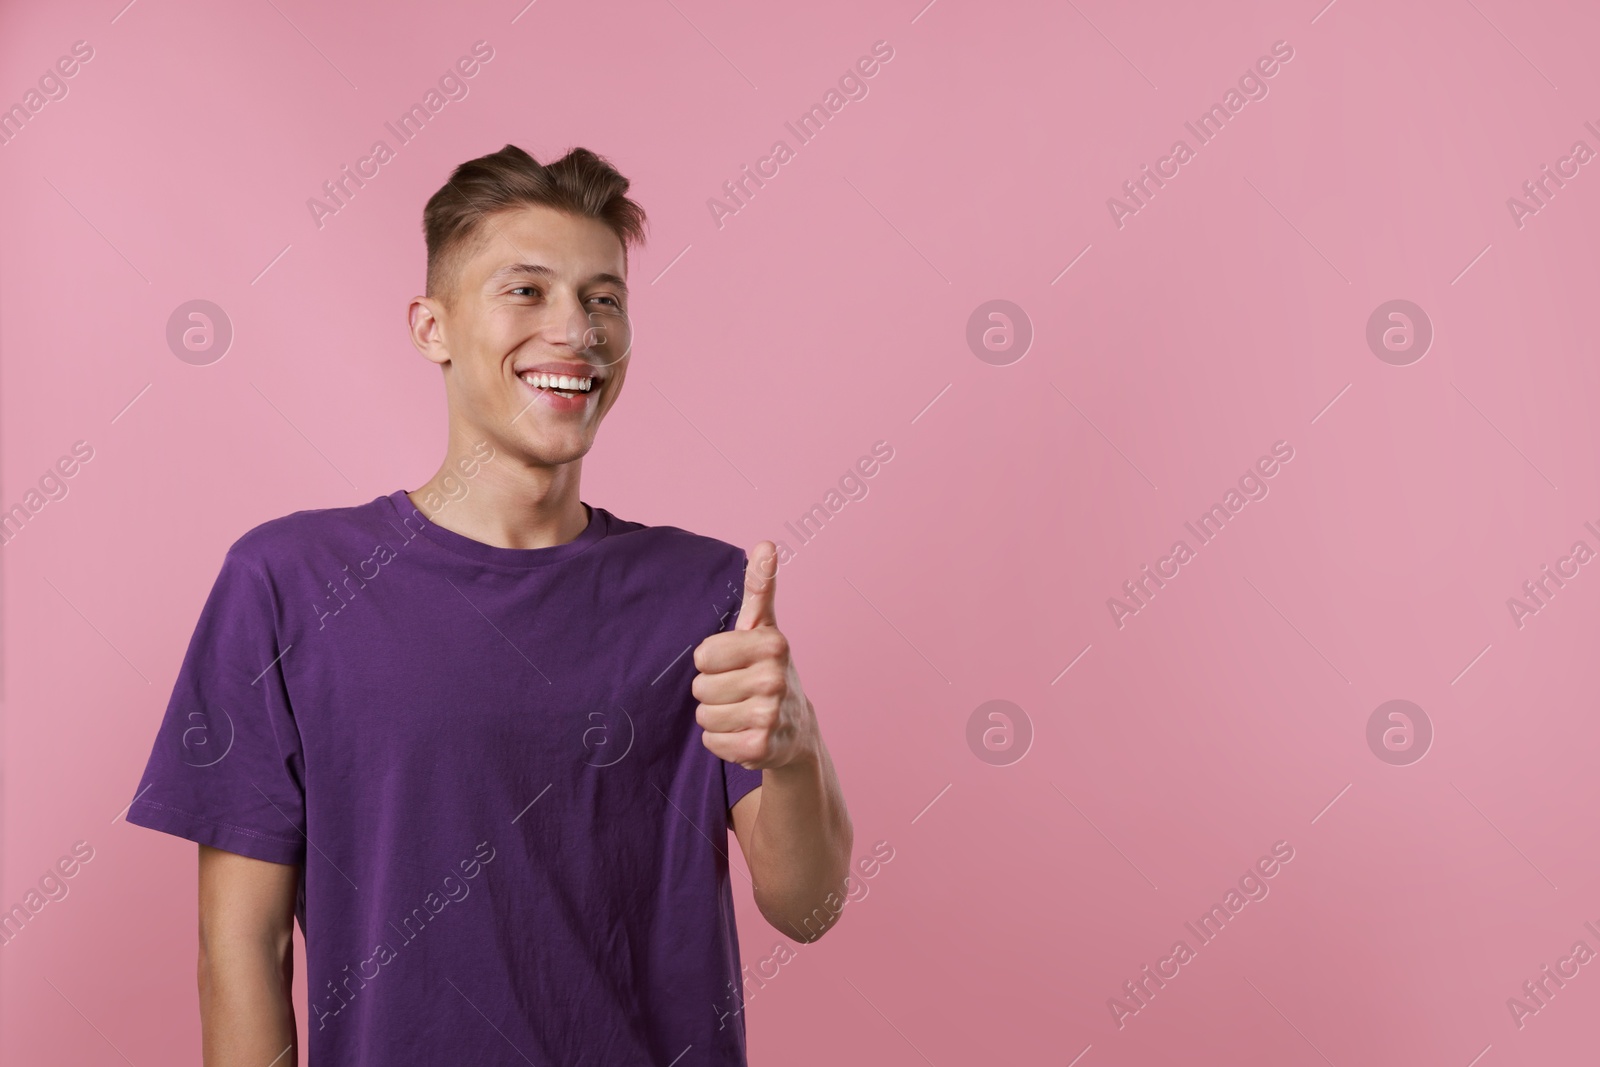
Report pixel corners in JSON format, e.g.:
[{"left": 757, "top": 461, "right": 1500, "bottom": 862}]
[{"left": 486, "top": 263, "right": 629, "bottom": 294}]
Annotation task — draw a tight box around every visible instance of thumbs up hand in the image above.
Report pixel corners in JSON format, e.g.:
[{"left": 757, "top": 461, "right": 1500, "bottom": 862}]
[{"left": 693, "top": 541, "right": 817, "bottom": 771}]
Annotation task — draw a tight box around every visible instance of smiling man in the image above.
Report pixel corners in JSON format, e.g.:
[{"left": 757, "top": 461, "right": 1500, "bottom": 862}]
[{"left": 126, "top": 144, "right": 853, "bottom": 1066}]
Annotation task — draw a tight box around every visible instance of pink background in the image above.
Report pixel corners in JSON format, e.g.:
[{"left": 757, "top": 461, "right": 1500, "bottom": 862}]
[{"left": 3, "top": 0, "right": 1598, "bottom": 1063}]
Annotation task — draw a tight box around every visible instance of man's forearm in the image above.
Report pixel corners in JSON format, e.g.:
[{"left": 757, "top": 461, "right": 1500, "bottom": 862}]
[
  {"left": 747, "top": 714, "right": 854, "bottom": 941},
  {"left": 199, "top": 940, "right": 296, "bottom": 1066}
]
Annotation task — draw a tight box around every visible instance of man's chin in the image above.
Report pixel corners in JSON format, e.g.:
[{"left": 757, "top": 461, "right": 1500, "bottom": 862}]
[{"left": 509, "top": 432, "right": 594, "bottom": 469}]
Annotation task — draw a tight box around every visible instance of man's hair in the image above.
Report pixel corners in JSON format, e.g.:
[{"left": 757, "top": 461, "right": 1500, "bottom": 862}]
[{"left": 422, "top": 144, "right": 648, "bottom": 306}]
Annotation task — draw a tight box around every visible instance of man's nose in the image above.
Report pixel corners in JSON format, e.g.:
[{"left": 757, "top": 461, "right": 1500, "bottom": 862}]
[{"left": 536, "top": 290, "right": 594, "bottom": 350}]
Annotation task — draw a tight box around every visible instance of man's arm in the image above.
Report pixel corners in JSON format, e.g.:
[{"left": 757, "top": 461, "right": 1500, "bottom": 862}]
[
  {"left": 729, "top": 730, "right": 854, "bottom": 941},
  {"left": 696, "top": 542, "right": 855, "bottom": 941},
  {"left": 197, "top": 845, "right": 299, "bottom": 1066}
]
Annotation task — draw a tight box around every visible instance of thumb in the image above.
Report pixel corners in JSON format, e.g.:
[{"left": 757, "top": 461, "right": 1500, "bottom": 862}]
[{"left": 734, "top": 541, "right": 779, "bottom": 630}]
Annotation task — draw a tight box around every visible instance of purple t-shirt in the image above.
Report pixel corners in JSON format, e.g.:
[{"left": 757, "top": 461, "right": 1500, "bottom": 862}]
[{"left": 127, "top": 490, "right": 764, "bottom": 1065}]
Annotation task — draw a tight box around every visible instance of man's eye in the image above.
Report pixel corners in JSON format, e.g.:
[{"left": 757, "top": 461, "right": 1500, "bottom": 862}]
[
  {"left": 512, "top": 286, "right": 539, "bottom": 298},
  {"left": 592, "top": 296, "right": 621, "bottom": 307}
]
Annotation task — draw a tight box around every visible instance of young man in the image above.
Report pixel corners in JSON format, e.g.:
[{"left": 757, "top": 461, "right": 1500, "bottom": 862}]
[{"left": 126, "top": 144, "right": 853, "bottom": 1066}]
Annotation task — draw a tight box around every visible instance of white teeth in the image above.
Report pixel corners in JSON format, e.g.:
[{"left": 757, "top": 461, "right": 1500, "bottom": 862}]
[{"left": 521, "top": 372, "right": 594, "bottom": 392}]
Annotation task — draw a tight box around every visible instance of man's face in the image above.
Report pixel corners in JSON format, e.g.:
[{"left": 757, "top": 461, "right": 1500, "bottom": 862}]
[{"left": 422, "top": 203, "right": 632, "bottom": 468}]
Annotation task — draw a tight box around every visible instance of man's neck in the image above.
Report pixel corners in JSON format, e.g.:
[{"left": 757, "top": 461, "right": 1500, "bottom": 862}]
[{"left": 407, "top": 447, "right": 590, "bottom": 551}]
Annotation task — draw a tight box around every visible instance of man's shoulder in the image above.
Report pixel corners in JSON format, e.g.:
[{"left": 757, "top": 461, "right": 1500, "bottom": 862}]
[
  {"left": 599, "top": 512, "right": 748, "bottom": 627},
  {"left": 603, "top": 511, "right": 739, "bottom": 558},
  {"left": 224, "top": 494, "right": 395, "bottom": 572},
  {"left": 600, "top": 509, "right": 745, "bottom": 572}
]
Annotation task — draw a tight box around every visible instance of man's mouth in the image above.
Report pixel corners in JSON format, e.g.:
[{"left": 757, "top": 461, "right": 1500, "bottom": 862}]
[{"left": 519, "top": 371, "right": 597, "bottom": 398}]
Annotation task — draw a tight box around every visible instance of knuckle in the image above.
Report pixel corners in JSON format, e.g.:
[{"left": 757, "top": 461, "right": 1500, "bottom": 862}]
[{"left": 754, "top": 669, "right": 783, "bottom": 697}]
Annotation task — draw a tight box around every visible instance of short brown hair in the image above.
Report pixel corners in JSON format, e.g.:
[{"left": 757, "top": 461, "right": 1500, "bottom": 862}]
[{"left": 422, "top": 144, "right": 648, "bottom": 306}]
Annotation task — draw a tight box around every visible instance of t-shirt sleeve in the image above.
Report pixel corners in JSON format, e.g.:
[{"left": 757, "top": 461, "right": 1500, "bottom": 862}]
[
  {"left": 719, "top": 544, "right": 764, "bottom": 814},
  {"left": 724, "top": 760, "right": 764, "bottom": 814},
  {"left": 125, "top": 546, "right": 307, "bottom": 867}
]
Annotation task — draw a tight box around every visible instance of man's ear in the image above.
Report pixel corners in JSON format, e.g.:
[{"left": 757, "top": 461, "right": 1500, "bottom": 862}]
[{"left": 408, "top": 296, "right": 451, "bottom": 366}]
